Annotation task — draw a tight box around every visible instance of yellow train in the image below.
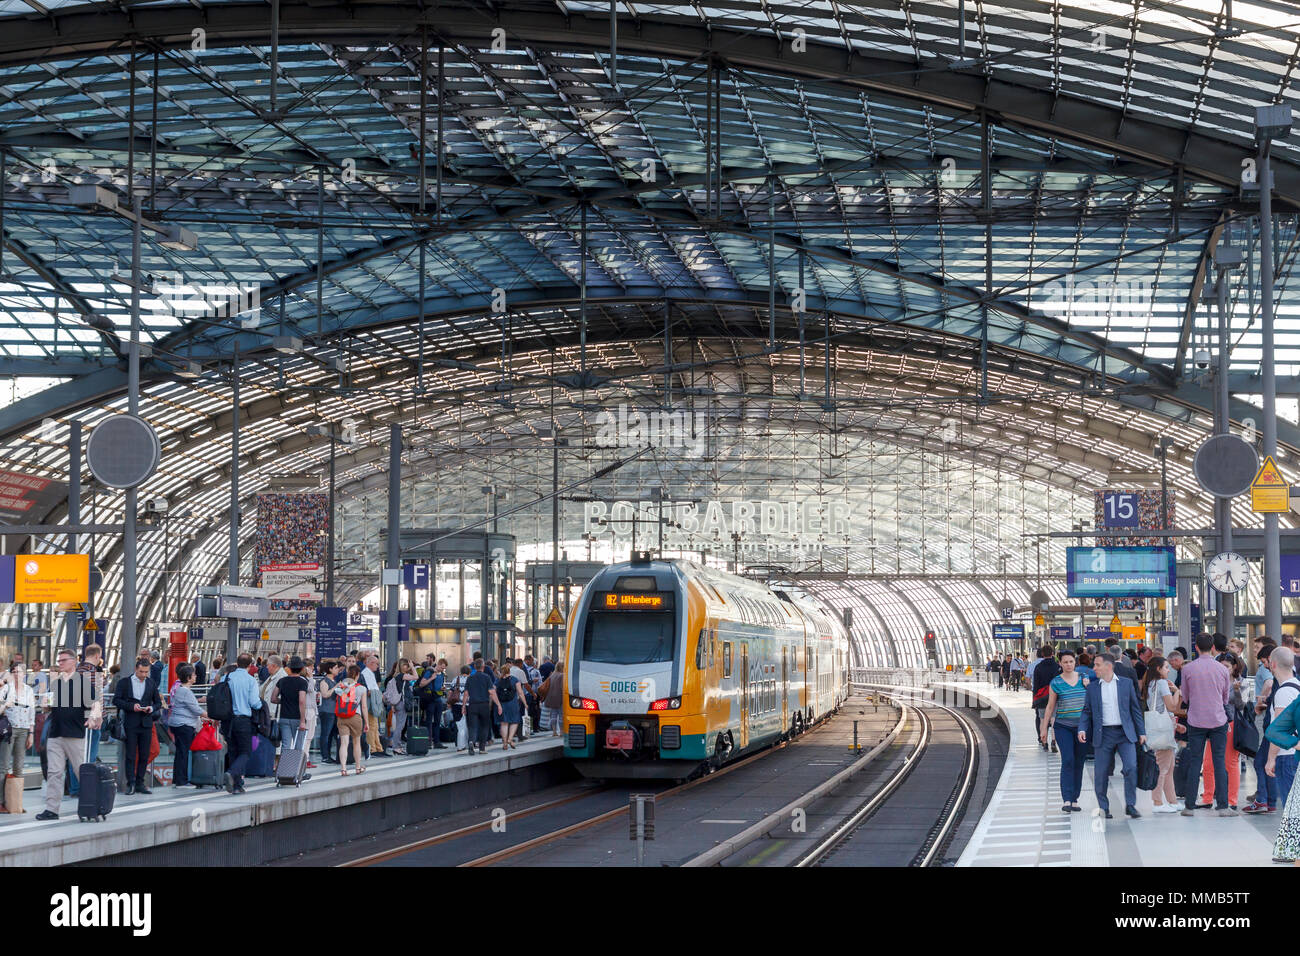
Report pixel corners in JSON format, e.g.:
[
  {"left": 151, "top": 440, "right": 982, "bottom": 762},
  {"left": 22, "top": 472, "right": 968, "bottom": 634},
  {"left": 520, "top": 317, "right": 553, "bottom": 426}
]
[{"left": 562, "top": 557, "right": 851, "bottom": 778}]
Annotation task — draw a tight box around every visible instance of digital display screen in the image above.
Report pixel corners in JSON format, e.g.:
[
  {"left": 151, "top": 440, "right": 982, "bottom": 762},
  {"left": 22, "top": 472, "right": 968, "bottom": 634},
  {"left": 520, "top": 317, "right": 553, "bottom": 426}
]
[{"left": 601, "top": 592, "right": 669, "bottom": 609}]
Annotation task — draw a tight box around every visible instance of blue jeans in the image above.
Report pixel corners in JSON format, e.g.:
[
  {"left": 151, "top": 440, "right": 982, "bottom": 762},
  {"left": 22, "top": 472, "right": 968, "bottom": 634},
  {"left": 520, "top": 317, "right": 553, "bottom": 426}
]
[
  {"left": 1184, "top": 722, "right": 1228, "bottom": 810},
  {"left": 1093, "top": 725, "right": 1137, "bottom": 811},
  {"left": 1276, "top": 753, "right": 1298, "bottom": 807},
  {"left": 278, "top": 718, "right": 306, "bottom": 752},
  {"left": 1054, "top": 722, "right": 1087, "bottom": 803},
  {"left": 318, "top": 712, "right": 337, "bottom": 760}
]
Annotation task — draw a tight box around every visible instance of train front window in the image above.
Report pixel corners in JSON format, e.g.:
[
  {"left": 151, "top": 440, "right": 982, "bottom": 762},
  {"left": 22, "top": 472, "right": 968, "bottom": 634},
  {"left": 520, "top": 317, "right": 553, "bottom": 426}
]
[{"left": 582, "top": 611, "right": 675, "bottom": 664}]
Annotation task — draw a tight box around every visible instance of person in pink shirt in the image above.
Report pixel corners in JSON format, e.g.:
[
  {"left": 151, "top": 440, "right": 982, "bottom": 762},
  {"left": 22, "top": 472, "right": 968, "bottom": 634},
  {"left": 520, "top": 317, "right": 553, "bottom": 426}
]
[{"left": 1179, "top": 632, "right": 1235, "bottom": 816}]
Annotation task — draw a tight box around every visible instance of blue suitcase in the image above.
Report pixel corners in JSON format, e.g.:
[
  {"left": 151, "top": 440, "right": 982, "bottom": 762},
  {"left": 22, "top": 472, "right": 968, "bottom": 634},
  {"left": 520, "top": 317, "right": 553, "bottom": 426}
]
[{"left": 247, "top": 734, "right": 275, "bottom": 777}]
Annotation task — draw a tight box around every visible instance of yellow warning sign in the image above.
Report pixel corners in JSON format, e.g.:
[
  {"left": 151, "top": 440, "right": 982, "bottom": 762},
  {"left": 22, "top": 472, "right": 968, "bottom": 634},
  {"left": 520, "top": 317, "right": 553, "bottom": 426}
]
[
  {"left": 544, "top": 608, "right": 564, "bottom": 626},
  {"left": 1252, "top": 455, "right": 1290, "bottom": 513},
  {"left": 1034, "top": 613, "right": 1045, "bottom": 627},
  {"left": 82, "top": 617, "right": 97, "bottom": 632},
  {"left": 261, "top": 628, "right": 271, "bottom": 641}
]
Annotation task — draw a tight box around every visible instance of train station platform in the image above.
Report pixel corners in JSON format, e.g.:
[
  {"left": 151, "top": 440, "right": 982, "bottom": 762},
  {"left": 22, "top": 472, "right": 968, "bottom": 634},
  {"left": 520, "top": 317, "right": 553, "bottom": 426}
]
[
  {"left": 0, "top": 735, "right": 566, "bottom": 867},
  {"left": 948, "top": 679, "right": 1281, "bottom": 867}
]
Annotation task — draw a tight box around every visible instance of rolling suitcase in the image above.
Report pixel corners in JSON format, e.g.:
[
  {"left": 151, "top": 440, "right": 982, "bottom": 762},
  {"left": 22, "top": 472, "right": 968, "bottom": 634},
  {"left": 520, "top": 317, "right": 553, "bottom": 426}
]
[
  {"left": 77, "top": 728, "right": 116, "bottom": 822},
  {"left": 276, "top": 729, "right": 308, "bottom": 787},
  {"left": 189, "top": 746, "right": 227, "bottom": 788},
  {"left": 439, "top": 721, "right": 457, "bottom": 744},
  {"left": 247, "top": 733, "right": 275, "bottom": 777},
  {"left": 406, "top": 725, "right": 431, "bottom": 756}
]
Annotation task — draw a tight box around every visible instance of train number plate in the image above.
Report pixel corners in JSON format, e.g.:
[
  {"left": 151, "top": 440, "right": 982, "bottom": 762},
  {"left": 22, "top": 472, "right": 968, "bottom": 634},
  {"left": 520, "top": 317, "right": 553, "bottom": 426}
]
[{"left": 605, "top": 729, "right": 635, "bottom": 750}]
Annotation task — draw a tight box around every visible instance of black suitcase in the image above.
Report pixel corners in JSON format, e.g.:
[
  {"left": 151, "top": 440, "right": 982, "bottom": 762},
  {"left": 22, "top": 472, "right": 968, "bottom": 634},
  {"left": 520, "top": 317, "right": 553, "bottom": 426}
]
[
  {"left": 77, "top": 730, "right": 117, "bottom": 822},
  {"left": 439, "top": 722, "right": 457, "bottom": 744},
  {"left": 189, "top": 746, "right": 227, "bottom": 788},
  {"left": 1173, "top": 746, "right": 1192, "bottom": 799},
  {"left": 407, "top": 726, "right": 431, "bottom": 756}
]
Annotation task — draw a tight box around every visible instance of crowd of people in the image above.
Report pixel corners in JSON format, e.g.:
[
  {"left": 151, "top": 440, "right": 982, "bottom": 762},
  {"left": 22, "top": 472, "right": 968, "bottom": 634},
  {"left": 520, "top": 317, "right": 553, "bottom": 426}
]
[
  {"left": 0, "top": 643, "right": 563, "bottom": 818},
  {"left": 1024, "top": 631, "right": 1300, "bottom": 863},
  {"left": 254, "top": 492, "right": 328, "bottom": 610}
]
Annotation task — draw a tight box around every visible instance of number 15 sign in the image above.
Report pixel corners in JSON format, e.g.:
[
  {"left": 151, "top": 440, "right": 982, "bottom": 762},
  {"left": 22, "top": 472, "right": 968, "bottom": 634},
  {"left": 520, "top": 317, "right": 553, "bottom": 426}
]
[{"left": 1101, "top": 491, "right": 1140, "bottom": 528}]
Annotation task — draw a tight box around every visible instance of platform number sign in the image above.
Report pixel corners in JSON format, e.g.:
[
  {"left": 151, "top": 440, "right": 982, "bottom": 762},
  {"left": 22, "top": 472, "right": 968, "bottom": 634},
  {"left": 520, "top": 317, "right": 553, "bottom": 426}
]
[
  {"left": 1101, "top": 492, "right": 1140, "bottom": 528},
  {"left": 1000, "top": 606, "right": 1013, "bottom": 620}
]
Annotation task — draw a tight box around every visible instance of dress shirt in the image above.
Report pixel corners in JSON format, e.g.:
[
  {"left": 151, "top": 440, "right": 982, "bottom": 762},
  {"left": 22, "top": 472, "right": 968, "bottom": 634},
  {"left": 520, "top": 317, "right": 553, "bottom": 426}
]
[{"left": 1100, "top": 675, "right": 1121, "bottom": 726}]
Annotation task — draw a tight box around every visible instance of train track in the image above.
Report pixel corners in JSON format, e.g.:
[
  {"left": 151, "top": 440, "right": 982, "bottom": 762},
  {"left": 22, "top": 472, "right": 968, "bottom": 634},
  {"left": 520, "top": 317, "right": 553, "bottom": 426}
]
[
  {"left": 798, "top": 694, "right": 978, "bottom": 867},
  {"left": 336, "top": 707, "right": 847, "bottom": 868}
]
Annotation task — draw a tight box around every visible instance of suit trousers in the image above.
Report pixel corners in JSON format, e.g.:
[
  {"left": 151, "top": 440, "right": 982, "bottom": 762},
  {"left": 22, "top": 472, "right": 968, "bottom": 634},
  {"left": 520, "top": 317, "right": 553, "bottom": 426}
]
[
  {"left": 1183, "top": 722, "right": 1228, "bottom": 810},
  {"left": 123, "top": 723, "right": 153, "bottom": 786},
  {"left": 1093, "top": 724, "right": 1137, "bottom": 812}
]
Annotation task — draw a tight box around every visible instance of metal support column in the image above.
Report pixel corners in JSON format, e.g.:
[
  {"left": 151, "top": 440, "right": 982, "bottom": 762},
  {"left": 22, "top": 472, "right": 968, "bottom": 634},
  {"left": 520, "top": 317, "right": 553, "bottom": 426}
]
[
  {"left": 1260, "top": 127, "right": 1282, "bottom": 641},
  {"left": 386, "top": 423, "right": 402, "bottom": 667},
  {"left": 226, "top": 347, "right": 241, "bottom": 664},
  {"left": 1215, "top": 268, "right": 1235, "bottom": 638},
  {"left": 326, "top": 430, "right": 336, "bottom": 606},
  {"left": 551, "top": 434, "right": 560, "bottom": 663},
  {"left": 64, "top": 421, "right": 81, "bottom": 650}
]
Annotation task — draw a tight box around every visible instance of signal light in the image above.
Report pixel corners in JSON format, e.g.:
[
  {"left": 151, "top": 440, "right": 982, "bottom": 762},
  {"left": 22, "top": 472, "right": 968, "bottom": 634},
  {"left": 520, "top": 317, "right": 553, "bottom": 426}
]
[
  {"left": 571, "top": 697, "right": 599, "bottom": 711},
  {"left": 649, "top": 697, "right": 681, "bottom": 711}
]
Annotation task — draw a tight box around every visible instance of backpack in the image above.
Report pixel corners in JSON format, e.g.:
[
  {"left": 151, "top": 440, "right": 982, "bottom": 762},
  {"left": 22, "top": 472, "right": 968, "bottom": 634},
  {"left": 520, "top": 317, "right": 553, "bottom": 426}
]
[
  {"left": 496, "top": 676, "right": 516, "bottom": 704},
  {"left": 383, "top": 677, "right": 401, "bottom": 707},
  {"left": 335, "top": 683, "right": 360, "bottom": 719},
  {"left": 447, "top": 676, "right": 462, "bottom": 705},
  {"left": 206, "top": 678, "right": 234, "bottom": 722}
]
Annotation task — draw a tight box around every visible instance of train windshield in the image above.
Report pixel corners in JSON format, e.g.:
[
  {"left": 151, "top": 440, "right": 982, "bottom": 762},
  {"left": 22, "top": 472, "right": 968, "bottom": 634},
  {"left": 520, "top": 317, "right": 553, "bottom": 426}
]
[{"left": 581, "top": 611, "right": 675, "bottom": 664}]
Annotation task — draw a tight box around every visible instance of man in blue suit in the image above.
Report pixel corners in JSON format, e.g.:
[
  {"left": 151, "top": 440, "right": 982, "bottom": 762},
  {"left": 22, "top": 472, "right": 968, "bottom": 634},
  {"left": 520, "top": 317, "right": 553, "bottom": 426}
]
[{"left": 1077, "top": 653, "right": 1146, "bottom": 819}]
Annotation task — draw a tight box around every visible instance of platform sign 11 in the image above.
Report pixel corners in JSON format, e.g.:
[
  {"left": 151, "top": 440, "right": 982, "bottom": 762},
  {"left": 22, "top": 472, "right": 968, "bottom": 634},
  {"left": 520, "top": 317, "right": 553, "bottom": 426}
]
[{"left": 1101, "top": 491, "right": 1140, "bottom": 528}]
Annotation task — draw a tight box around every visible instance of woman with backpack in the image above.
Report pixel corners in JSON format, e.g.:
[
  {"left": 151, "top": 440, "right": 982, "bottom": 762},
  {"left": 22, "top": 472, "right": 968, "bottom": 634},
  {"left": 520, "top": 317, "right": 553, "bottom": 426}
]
[
  {"left": 333, "top": 665, "right": 367, "bottom": 776},
  {"left": 537, "top": 662, "right": 564, "bottom": 737},
  {"left": 496, "top": 663, "right": 523, "bottom": 751}
]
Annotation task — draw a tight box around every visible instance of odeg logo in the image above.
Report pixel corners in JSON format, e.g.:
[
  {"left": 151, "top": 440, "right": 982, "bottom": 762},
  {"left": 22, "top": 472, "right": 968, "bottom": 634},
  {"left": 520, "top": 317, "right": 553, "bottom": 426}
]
[{"left": 49, "top": 887, "right": 152, "bottom": 936}]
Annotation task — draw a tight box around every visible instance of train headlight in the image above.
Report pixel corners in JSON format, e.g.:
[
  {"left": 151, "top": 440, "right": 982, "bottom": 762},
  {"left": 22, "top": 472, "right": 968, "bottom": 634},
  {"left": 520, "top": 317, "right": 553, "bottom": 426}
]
[
  {"left": 571, "top": 697, "right": 598, "bottom": 711},
  {"left": 570, "top": 696, "right": 582, "bottom": 709},
  {"left": 650, "top": 697, "right": 682, "bottom": 711}
]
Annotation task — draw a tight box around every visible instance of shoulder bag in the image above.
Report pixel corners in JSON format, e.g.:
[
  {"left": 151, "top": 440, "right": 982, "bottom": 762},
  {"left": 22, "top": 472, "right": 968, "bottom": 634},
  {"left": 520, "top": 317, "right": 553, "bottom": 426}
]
[{"left": 1144, "top": 682, "right": 1176, "bottom": 751}]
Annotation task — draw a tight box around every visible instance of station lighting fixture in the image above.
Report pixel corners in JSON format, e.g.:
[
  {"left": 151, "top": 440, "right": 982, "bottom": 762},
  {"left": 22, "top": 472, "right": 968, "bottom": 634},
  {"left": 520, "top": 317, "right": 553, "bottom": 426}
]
[
  {"left": 1215, "top": 246, "right": 1244, "bottom": 270},
  {"left": 272, "top": 335, "right": 302, "bottom": 354},
  {"left": 161, "top": 225, "right": 199, "bottom": 252},
  {"left": 175, "top": 360, "right": 202, "bottom": 379},
  {"left": 68, "top": 184, "right": 119, "bottom": 211},
  {"left": 1255, "top": 104, "right": 1293, "bottom": 141}
]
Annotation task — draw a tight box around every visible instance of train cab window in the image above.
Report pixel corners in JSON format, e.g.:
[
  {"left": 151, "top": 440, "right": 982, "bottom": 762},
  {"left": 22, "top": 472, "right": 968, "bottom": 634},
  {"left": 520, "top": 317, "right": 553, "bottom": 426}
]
[{"left": 723, "top": 641, "right": 732, "bottom": 678}]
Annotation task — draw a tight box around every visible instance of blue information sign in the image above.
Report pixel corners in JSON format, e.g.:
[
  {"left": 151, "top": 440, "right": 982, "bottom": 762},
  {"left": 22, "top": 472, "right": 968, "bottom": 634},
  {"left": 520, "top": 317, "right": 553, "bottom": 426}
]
[
  {"left": 316, "top": 606, "right": 347, "bottom": 659},
  {"left": 402, "top": 564, "right": 430, "bottom": 590},
  {"left": 1050, "top": 626, "right": 1073, "bottom": 643},
  {"left": 1085, "top": 627, "right": 1113, "bottom": 645},
  {"left": 992, "top": 623, "right": 1025, "bottom": 640},
  {"left": 1190, "top": 603, "right": 1201, "bottom": 637},
  {"left": 0, "top": 555, "right": 12, "bottom": 603},
  {"left": 1100, "top": 491, "right": 1141, "bottom": 528},
  {"left": 1282, "top": 555, "right": 1300, "bottom": 596},
  {"left": 1066, "top": 547, "right": 1176, "bottom": 598}
]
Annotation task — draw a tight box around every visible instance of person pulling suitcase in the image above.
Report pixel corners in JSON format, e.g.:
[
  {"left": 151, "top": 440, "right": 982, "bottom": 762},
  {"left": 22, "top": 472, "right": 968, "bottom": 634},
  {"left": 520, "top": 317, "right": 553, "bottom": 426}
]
[{"left": 36, "top": 649, "right": 103, "bottom": 821}]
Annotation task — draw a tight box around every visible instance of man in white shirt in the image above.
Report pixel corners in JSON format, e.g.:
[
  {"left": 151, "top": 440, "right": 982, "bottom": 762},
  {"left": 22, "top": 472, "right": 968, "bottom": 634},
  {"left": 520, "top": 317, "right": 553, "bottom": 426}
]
[
  {"left": 1078, "top": 654, "right": 1147, "bottom": 819},
  {"left": 1265, "top": 646, "right": 1300, "bottom": 808},
  {"left": 359, "top": 653, "right": 389, "bottom": 757}
]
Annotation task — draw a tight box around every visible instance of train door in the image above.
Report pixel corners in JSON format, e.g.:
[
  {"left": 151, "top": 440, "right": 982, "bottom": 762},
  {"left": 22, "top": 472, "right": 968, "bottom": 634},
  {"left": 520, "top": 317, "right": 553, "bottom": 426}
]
[
  {"left": 781, "top": 646, "right": 789, "bottom": 732},
  {"left": 739, "top": 644, "right": 749, "bottom": 750}
]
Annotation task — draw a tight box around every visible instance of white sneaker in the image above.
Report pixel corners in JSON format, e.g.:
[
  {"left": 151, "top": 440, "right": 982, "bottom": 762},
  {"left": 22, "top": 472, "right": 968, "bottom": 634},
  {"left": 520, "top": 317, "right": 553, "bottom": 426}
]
[{"left": 1154, "top": 803, "right": 1179, "bottom": 814}]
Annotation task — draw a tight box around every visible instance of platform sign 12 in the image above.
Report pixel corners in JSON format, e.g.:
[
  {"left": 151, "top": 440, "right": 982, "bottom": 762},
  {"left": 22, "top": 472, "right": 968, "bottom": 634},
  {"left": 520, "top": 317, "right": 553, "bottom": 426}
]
[{"left": 1101, "top": 491, "right": 1141, "bottom": 528}]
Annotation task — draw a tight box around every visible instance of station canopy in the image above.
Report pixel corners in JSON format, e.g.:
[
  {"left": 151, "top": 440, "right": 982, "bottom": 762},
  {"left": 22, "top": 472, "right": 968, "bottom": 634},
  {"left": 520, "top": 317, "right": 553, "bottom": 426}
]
[{"left": 0, "top": 0, "right": 1299, "bottom": 664}]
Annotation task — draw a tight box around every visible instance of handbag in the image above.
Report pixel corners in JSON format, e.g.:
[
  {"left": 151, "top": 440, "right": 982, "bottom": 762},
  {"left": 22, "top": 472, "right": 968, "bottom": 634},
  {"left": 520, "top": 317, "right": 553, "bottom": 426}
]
[
  {"left": 1144, "top": 683, "right": 1177, "bottom": 751},
  {"left": 1233, "top": 705, "right": 1261, "bottom": 759},
  {"left": 4, "top": 773, "right": 22, "bottom": 814},
  {"left": 0, "top": 713, "right": 10, "bottom": 744},
  {"left": 1137, "top": 746, "right": 1160, "bottom": 791},
  {"left": 383, "top": 678, "right": 401, "bottom": 707},
  {"left": 191, "top": 723, "right": 222, "bottom": 752}
]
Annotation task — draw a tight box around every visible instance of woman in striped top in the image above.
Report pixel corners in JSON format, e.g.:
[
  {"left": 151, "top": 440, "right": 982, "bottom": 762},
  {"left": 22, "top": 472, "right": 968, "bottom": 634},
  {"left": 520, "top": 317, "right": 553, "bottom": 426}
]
[{"left": 1040, "top": 649, "right": 1090, "bottom": 812}]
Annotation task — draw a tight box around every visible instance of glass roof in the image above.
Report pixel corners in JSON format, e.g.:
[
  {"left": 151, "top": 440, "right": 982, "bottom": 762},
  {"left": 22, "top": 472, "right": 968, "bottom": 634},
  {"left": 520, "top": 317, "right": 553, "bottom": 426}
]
[{"left": 1, "top": 2, "right": 1300, "bottom": 662}]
